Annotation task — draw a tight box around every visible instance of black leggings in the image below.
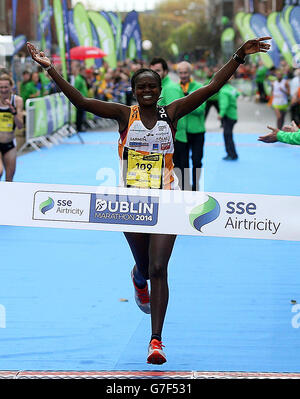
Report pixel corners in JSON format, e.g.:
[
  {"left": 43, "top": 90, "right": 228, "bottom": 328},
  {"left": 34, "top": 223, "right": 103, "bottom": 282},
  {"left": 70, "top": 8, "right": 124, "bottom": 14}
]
[
  {"left": 290, "top": 103, "right": 300, "bottom": 126},
  {"left": 76, "top": 109, "right": 85, "bottom": 132},
  {"left": 187, "top": 132, "right": 205, "bottom": 191},
  {"left": 173, "top": 140, "right": 189, "bottom": 190},
  {"left": 124, "top": 232, "right": 176, "bottom": 339},
  {"left": 173, "top": 133, "right": 205, "bottom": 191},
  {"left": 222, "top": 116, "right": 238, "bottom": 158},
  {"left": 205, "top": 100, "right": 219, "bottom": 118}
]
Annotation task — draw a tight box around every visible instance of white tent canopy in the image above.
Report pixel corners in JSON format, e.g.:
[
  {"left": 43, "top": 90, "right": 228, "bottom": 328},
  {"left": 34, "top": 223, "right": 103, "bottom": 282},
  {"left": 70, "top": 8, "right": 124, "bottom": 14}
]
[{"left": 0, "top": 35, "right": 14, "bottom": 57}]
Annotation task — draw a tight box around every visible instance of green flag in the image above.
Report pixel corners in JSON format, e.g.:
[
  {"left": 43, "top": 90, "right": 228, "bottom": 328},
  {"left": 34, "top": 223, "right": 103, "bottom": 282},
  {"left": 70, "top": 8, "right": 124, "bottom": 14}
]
[
  {"left": 73, "top": 3, "right": 94, "bottom": 68},
  {"left": 235, "top": 13, "right": 273, "bottom": 67},
  {"left": 88, "top": 11, "right": 117, "bottom": 69},
  {"left": 235, "top": 13, "right": 258, "bottom": 64},
  {"left": 234, "top": 12, "right": 247, "bottom": 38},
  {"left": 128, "top": 38, "right": 136, "bottom": 59},
  {"left": 279, "top": 7, "right": 300, "bottom": 65},
  {"left": 53, "top": 0, "right": 67, "bottom": 79},
  {"left": 221, "top": 27, "right": 235, "bottom": 59},
  {"left": 108, "top": 12, "right": 122, "bottom": 60},
  {"left": 283, "top": 5, "right": 294, "bottom": 24},
  {"left": 267, "top": 12, "right": 294, "bottom": 66}
]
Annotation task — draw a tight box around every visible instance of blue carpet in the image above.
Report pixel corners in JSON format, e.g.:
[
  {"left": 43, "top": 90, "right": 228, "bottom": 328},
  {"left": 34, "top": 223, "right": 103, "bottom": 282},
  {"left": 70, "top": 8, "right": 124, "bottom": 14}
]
[{"left": 0, "top": 130, "right": 299, "bottom": 371}]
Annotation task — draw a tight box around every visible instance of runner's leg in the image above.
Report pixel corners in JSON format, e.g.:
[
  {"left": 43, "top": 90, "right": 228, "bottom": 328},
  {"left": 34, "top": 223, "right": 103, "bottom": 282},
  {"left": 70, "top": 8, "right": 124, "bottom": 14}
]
[
  {"left": 148, "top": 233, "right": 176, "bottom": 340},
  {"left": 279, "top": 110, "right": 286, "bottom": 130},
  {"left": 0, "top": 154, "right": 3, "bottom": 180},
  {"left": 124, "top": 232, "right": 150, "bottom": 285},
  {"left": 274, "top": 108, "right": 281, "bottom": 129}
]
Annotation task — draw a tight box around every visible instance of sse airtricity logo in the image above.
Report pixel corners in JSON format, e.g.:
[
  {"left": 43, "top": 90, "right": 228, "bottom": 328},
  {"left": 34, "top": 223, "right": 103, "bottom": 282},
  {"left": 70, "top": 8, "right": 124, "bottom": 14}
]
[
  {"left": 189, "top": 195, "right": 220, "bottom": 232},
  {"left": 39, "top": 197, "right": 54, "bottom": 214}
]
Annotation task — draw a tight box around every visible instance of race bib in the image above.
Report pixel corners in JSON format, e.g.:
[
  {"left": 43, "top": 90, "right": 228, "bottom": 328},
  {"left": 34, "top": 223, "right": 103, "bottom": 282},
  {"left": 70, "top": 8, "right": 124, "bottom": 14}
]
[
  {"left": 0, "top": 112, "right": 14, "bottom": 132},
  {"left": 126, "top": 149, "right": 163, "bottom": 189}
]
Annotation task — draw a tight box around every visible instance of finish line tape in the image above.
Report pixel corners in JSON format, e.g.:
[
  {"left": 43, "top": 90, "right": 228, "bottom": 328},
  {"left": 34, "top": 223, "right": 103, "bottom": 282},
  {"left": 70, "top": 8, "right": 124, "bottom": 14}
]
[{"left": 0, "top": 182, "right": 299, "bottom": 241}]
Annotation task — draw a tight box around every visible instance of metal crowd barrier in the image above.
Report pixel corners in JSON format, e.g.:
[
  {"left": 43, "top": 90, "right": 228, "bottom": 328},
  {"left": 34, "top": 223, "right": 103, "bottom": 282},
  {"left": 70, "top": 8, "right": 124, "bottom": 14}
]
[
  {"left": 18, "top": 93, "right": 120, "bottom": 153},
  {"left": 18, "top": 92, "right": 76, "bottom": 153}
]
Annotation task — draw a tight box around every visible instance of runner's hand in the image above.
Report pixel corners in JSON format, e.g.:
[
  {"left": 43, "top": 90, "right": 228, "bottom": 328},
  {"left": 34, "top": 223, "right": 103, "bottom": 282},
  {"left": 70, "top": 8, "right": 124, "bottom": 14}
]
[
  {"left": 27, "top": 42, "right": 51, "bottom": 68},
  {"left": 238, "top": 37, "right": 272, "bottom": 57},
  {"left": 3, "top": 99, "right": 16, "bottom": 113},
  {"left": 258, "top": 125, "right": 279, "bottom": 143}
]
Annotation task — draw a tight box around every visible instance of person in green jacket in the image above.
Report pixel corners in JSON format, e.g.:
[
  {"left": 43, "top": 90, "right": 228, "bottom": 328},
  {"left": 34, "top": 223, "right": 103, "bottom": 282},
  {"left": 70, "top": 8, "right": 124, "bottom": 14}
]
[
  {"left": 150, "top": 58, "right": 189, "bottom": 189},
  {"left": 176, "top": 61, "right": 206, "bottom": 191},
  {"left": 218, "top": 76, "right": 239, "bottom": 160},
  {"left": 204, "top": 66, "right": 220, "bottom": 119},
  {"left": 258, "top": 120, "right": 300, "bottom": 145},
  {"left": 19, "top": 70, "right": 39, "bottom": 106},
  {"left": 38, "top": 66, "right": 51, "bottom": 96},
  {"left": 149, "top": 57, "right": 181, "bottom": 106},
  {"left": 255, "top": 61, "right": 269, "bottom": 103},
  {"left": 74, "top": 65, "right": 88, "bottom": 132}
]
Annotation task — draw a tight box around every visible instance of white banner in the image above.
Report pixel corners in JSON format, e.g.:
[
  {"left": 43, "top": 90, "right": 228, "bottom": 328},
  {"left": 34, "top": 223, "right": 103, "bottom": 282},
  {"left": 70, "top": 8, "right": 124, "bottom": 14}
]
[{"left": 0, "top": 182, "right": 300, "bottom": 241}]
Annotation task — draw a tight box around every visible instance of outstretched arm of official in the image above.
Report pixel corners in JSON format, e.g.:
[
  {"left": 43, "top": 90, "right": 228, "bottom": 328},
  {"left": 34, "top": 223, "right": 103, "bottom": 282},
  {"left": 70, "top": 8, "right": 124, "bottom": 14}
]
[
  {"left": 26, "top": 43, "right": 129, "bottom": 125},
  {"left": 258, "top": 122, "right": 300, "bottom": 145}
]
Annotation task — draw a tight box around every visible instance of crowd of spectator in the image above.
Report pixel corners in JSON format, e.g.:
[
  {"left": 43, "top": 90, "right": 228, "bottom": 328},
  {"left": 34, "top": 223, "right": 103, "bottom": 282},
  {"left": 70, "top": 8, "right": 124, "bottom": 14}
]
[
  {"left": 192, "top": 58, "right": 299, "bottom": 127},
  {"left": 1, "top": 51, "right": 299, "bottom": 129}
]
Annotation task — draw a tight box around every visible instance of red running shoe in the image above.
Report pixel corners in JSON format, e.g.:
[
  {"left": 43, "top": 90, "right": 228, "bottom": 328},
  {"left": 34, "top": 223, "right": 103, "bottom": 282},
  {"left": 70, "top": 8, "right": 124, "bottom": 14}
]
[
  {"left": 131, "top": 270, "right": 150, "bottom": 314},
  {"left": 147, "top": 339, "right": 166, "bottom": 364}
]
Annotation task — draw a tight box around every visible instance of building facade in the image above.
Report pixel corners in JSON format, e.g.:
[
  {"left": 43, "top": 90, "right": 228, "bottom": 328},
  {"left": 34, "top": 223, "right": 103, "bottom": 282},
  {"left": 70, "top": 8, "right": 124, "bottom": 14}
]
[
  {"left": 206, "top": 0, "right": 288, "bottom": 26},
  {"left": 234, "top": 0, "right": 285, "bottom": 14},
  {"left": 0, "top": 0, "right": 38, "bottom": 38},
  {"left": 0, "top": 0, "right": 72, "bottom": 39}
]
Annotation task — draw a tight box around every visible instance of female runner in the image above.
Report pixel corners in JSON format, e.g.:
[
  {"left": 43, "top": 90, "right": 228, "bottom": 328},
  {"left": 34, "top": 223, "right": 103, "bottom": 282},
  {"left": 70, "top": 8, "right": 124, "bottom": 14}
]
[{"left": 27, "top": 37, "right": 271, "bottom": 364}]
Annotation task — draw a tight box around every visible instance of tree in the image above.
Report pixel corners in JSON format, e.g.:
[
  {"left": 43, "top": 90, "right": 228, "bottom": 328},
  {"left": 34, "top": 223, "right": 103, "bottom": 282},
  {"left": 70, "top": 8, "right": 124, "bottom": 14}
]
[{"left": 140, "top": 0, "right": 221, "bottom": 62}]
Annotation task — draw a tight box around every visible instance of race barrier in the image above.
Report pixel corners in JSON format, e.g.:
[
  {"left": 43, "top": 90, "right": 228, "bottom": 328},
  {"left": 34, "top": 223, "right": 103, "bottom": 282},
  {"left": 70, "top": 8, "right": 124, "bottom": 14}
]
[
  {"left": 18, "top": 92, "right": 76, "bottom": 153},
  {"left": 0, "top": 182, "right": 299, "bottom": 242},
  {"left": 18, "top": 92, "right": 120, "bottom": 153},
  {"left": 232, "top": 79, "right": 272, "bottom": 98}
]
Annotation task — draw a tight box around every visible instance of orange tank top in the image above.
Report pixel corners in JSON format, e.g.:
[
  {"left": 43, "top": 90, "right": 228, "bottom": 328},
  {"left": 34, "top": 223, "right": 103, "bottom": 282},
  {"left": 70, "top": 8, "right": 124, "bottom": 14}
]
[{"left": 118, "top": 105, "right": 178, "bottom": 190}]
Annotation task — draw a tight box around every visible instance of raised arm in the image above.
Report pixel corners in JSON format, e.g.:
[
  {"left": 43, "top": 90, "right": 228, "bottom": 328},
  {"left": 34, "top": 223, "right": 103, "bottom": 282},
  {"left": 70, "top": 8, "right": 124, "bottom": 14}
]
[
  {"left": 167, "top": 37, "right": 271, "bottom": 123},
  {"left": 14, "top": 96, "right": 24, "bottom": 130},
  {"left": 26, "top": 43, "right": 130, "bottom": 128}
]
